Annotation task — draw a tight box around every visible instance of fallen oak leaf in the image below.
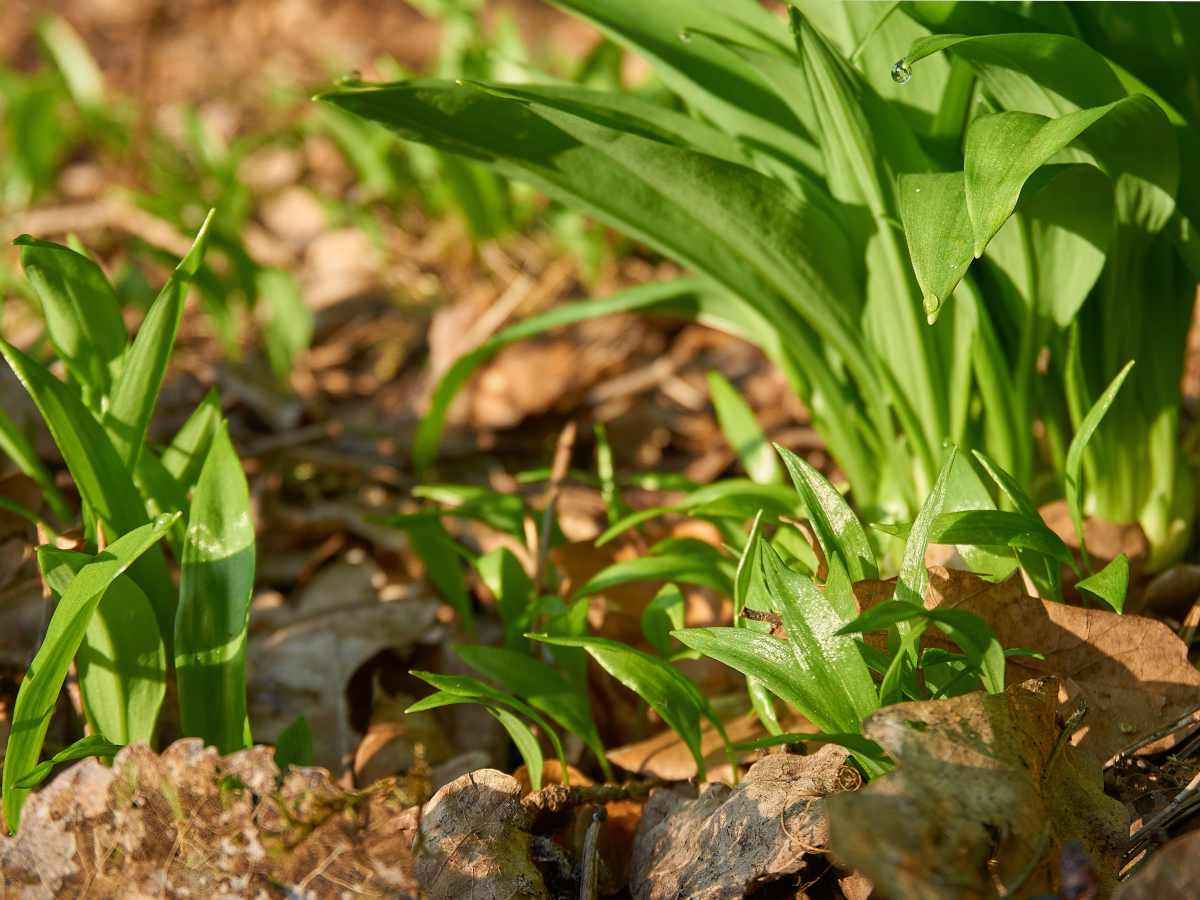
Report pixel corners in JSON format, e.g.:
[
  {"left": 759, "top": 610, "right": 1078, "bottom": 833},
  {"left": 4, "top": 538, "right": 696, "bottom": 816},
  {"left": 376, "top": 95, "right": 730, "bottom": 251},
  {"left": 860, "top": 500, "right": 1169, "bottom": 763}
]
[
  {"left": 827, "top": 678, "right": 1128, "bottom": 900},
  {"left": 855, "top": 567, "right": 1200, "bottom": 760}
]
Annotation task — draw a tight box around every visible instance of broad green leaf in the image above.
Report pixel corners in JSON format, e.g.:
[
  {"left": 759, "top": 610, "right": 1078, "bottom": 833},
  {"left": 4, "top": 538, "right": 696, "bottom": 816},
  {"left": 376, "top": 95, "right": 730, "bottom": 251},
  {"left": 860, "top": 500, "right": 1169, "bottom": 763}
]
[
  {"left": 898, "top": 171, "right": 974, "bottom": 320},
  {"left": 0, "top": 406, "right": 71, "bottom": 523},
  {"left": 454, "top": 643, "right": 610, "bottom": 780},
  {"left": 964, "top": 97, "right": 1177, "bottom": 255},
  {"left": 1076, "top": 553, "right": 1130, "bottom": 614},
  {"left": 274, "top": 716, "right": 315, "bottom": 769},
  {"left": 38, "top": 547, "right": 165, "bottom": 746},
  {"left": 733, "top": 510, "right": 765, "bottom": 619},
  {"left": 0, "top": 339, "right": 175, "bottom": 629},
  {"left": 532, "top": 634, "right": 723, "bottom": 780},
  {"left": 410, "top": 484, "right": 528, "bottom": 537},
  {"left": 775, "top": 444, "right": 877, "bottom": 580},
  {"left": 3, "top": 514, "right": 175, "bottom": 831},
  {"left": 878, "top": 510, "right": 1072, "bottom": 568},
  {"left": 488, "top": 706, "right": 543, "bottom": 791},
  {"left": 160, "top": 389, "right": 223, "bottom": 487},
  {"left": 896, "top": 447, "right": 957, "bottom": 606},
  {"left": 707, "top": 370, "right": 779, "bottom": 484},
  {"left": 104, "top": 211, "right": 213, "bottom": 469},
  {"left": 401, "top": 518, "right": 474, "bottom": 635},
  {"left": 15, "top": 235, "right": 126, "bottom": 406},
  {"left": 837, "top": 600, "right": 927, "bottom": 636},
  {"left": 133, "top": 448, "right": 189, "bottom": 555},
  {"left": 1065, "top": 361, "right": 1134, "bottom": 559},
  {"left": 474, "top": 547, "right": 533, "bottom": 648},
  {"left": 641, "top": 584, "right": 686, "bottom": 658},
  {"left": 175, "top": 422, "right": 256, "bottom": 754},
  {"left": 760, "top": 543, "right": 879, "bottom": 729},
  {"left": 11, "top": 735, "right": 122, "bottom": 791},
  {"left": 923, "top": 608, "right": 1006, "bottom": 695}
]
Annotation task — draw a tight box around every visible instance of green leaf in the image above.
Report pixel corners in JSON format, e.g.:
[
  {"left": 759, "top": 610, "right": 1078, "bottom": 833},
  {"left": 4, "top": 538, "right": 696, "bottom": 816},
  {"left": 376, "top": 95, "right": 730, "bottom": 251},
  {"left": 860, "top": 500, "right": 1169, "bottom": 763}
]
[
  {"left": 104, "top": 212, "right": 213, "bottom": 469},
  {"left": 1065, "top": 360, "right": 1134, "bottom": 560},
  {"left": 775, "top": 444, "right": 877, "bottom": 580},
  {"left": 12, "top": 735, "right": 123, "bottom": 791},
  {"left": 489, "top": 706, "right": 543, "bottom": 791},
  {"left": 898, "top": 172, "right": 974, "bottom": 320},
  {"left": 571, "top": 545, "right": 735, "bottom": 600},
  {"left": 0, "top": 339, "right": 175, "bottom": 631},
  {"left": 15, "top": 235, "right": 126, "bottom": 407},
  {"left": 595, "top": 479, "right": 797, "bottom": 546},
  {"left": 401, "top": 518, "right": 474, "bottom": 635},
  {"left": 3, "top": 513, "right": 175, "bottom": 832},
  {"left": 837, "top": 600, "right": 928, "bottom": 636},
  {"left": 453, "top": 643, "right": 610, "bottom": 780},
  {"left": 760, "top": 543, "right": 879, "bottom": 728},
  {"left": 1076, "top": 553, "right": 1130, "bottom": 614},
  {"left": 175, "top": 422, "right": 256, "bottom": 754},
  {"left": 410, "top": 484, "right": 528, "bottom": 537},
  {"left": 707, "top": 370, "right": 779, "bottom": 484},
  {"left": 879, "top": 510, "right": 1072, "bottom": 568},
  {"left": 258, "top": 267, "right": 313, "bottom": 380},
  {"left": 39, "top": 547, "right": 166, "bottom": 745},
  {"left": 35, "top": 16, "right": 105, "bottom": 111},
  {"left": 641, "top": 583, "right": 687, "bottom": 658},
  {"left": 531, "top": 634, "right": 723, "bottom": 780},
  {"left": 160, "top": 389, "right": 223, "bottom": 488},
  {"left": 407, "top": 670, "right": 569, "bottom": 778},
  {"left": 274, "top": 716, "right": 314, "bottom": 769},
  {"left": 924, "top": 608, "right": 1006, "bottom": 695},
  {"left": 897, "top": 448, "right": 957, "bottom": 606},
  {"left": 474, "top": 547, "right": 533, "bottom": 648}
]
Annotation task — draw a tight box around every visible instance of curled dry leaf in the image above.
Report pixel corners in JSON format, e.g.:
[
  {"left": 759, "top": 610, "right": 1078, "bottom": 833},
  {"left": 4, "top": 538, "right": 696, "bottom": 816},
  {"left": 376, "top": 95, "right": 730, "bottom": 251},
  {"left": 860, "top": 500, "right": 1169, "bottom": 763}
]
[
  {"left": 248, "top": 557, "right": 440, "bottom": 769},
  {"left": 855, "top": 566, "right": 1200, "bottom": 760},
  {"left": 629, "top": 744, "right": 853, "bottom": 900},
  {"left": 0, "top": 739, "right": 422, "bottom": 898},
  {"left": 827, "top": 678, "right": 1128, "bottom": 900},
  {"left": 1114, "top": 831, "right": 1200, "bottom": 899},
  {"left": 417, "top": 768, "right": 548, "bottom": 900}
]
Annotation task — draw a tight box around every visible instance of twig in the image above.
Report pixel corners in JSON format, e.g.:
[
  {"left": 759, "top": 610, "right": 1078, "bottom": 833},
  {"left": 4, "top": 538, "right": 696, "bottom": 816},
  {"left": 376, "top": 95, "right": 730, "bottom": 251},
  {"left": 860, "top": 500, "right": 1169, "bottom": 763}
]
[
  {"left": 1127, "top": 769, "right": 1200, "bottom": 856},
  {"left": 1105, "top": 702, "right": 1200, "bottom": 769},
  {"left": 741, "top": 606, "right": 783, "bottom": 627},
  {"left": 578, "top": 805, "right": 606, "bottom": 900},
  {"left": 521, "top": 779, "right": 661, "bottom": 831}
]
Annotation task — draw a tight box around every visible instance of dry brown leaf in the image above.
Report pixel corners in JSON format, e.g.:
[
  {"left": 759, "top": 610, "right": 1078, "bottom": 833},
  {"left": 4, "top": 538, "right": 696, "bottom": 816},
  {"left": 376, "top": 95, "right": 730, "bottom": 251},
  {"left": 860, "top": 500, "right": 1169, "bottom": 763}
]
[
  {"left": 1115, "top": 831, "right": 1200, "bottom": 899},
  {"left": 855, "top": 566, "right": 1200, "bottom": 760},
  {"left": 248, "top": 557, "right": 440, "bottom": 769},
  {"left": 353, "top": 678, "right": 450, "bottom": 788},
  {"left": 629, "top": 744, "right": 853, "bottom": 900},
  {"left": 0, "top": 739, "right": 422, "bottom": 898},
  {"left": 417, "top": 768, "right": 548, "bottom": 900},
  {"left": 828, "top": 678, "right": 1128, "bottom": 900}
]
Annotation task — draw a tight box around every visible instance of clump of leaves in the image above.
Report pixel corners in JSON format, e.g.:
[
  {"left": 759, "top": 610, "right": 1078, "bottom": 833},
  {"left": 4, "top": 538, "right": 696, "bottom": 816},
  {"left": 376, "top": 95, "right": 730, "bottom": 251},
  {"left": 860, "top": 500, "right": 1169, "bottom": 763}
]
[
  {"left": 0, "top": 217, "right": 261, "bottom": 832},
  {"left": 325, "top": 1, "right": 1200, "bottom": 570}
]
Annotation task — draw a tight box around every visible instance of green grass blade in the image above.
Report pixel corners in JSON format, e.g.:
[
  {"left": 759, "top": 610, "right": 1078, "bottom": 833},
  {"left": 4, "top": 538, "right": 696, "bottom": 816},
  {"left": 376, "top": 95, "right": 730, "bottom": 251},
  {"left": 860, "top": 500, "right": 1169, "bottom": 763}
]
[
  {"left": 532, "top": 634, "right": 723, "bottom": 780},
  {"left": 3, "top": 514, "right": 175, "bottom": 831},
  {"left": 454, "top": 643, "right": 610, "bottom": 780},
  {"left": 161, "top": 389, "right": 222, "bottom": 487},
  {"left": 707, "top": 370, "right": 779, "bottom": 484},
  {"left": 175, "top": 422, "right": 255, "bottom": 754},
  {"left": 38, "top": 547, "right": 165, "bottom": 745},
  {"left": 488, "top": 706, "right": 543, "bottom": 790},
  {"left": 0, "top": 339, "right": 175, "bottom": 628},
  {"left": 896, "top": 447, "right": 957, "bottom": 606},
  {"left": 15, "top": 235, "right": 127, "bottom": 408},
  {"left": 775, "top": 444, "right": 877, "bottom": 581},
  {"left": 1065, "top": 360, "right": 1134, "bottom": 563},
  {"left": 400, "top": 518, "right": 474, "bottom": 636},
  {"left": 104, "top": 211, "right": 213, "bottom": 469},
  {"left": 11, "top": 735, "right": 123, "bottom": 791},
  {"left": 570, "top": 546, "right": 735, "bottom": 601}
]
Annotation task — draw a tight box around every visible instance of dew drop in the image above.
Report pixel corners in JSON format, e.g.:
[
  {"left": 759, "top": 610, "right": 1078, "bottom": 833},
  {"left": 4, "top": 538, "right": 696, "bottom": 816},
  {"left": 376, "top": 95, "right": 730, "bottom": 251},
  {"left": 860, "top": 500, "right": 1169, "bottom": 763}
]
[
  {"left": 678, "top": 28, "right": 692, "bottom": 43},
  {"left": 891, "top": 59, "right": 912, "bottom": 85}
]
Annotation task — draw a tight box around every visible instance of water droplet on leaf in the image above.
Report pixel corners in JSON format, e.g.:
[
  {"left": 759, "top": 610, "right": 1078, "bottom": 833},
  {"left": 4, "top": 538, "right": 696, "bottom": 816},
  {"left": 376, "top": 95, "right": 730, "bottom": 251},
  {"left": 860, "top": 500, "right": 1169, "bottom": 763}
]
[
  {"left": 678, "top": 29, "right": 692, "bottom": 43},
  {"left": 891, "top": 59, "right": 912, "bottom": 84}
]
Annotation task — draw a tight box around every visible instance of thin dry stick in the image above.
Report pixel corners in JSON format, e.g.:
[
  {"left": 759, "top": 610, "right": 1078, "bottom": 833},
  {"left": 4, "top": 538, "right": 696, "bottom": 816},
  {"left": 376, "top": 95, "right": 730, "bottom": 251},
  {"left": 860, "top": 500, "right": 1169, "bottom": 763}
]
[
  {"left": 532, "top": 420, "right": 577, "bottom": 595},
  {"left": 578, "top": 805, "right": 606, "bottom": 900},
  {"left": 1105, "top": 702, "right": 1200, "bottom": 769},
  {"left": 1127, "top": 769, "right": 1200, "bottom": 854}
]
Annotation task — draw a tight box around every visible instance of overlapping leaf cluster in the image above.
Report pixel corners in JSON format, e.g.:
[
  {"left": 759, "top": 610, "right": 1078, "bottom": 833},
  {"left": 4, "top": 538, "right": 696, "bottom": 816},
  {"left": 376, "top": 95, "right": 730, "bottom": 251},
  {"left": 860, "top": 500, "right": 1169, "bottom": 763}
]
[{"left": 326, "top": 2, "right": 1200, "bottom": 568}]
